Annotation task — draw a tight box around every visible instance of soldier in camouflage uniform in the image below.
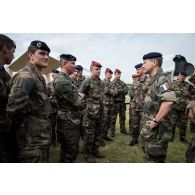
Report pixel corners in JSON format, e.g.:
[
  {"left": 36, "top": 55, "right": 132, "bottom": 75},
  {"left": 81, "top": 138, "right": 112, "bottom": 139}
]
[
  {"left": 80, "top": 61, "right": 105, "bottom": 163},
  {"left": 76, "top": 65, "right": 86, "bottom": 89},
  {"left": 100, "top": 68, "right": 117, "bottom": 145},
  {"left": 171, "top": 71, "right": 191, "bottom": 143},
  {"left": 110, "top": 69, "right": 129, "bottom": 137},
  {"left": 47, "top": 69, "right": 59, "bottom": 146},
  {"left": 70, "top": 67, "right": 79, "bottom": 87},
  {"left": 0, "top": 34, "right": 16, "bottom": 162},
  {"left": 129, "top": 63, "right": 151, "bottom": 146},
  {"left": 185, "top": 72, "right": 195, "bottom": 162},
  {"left": 54, "top": 54, "right": 84, "bottom": 163},
  {"left": 7, "top": 41, "right": 51, "bottom": 163},
  {"left": 141, "top": 52, "right": 176, "bottom": 163}
]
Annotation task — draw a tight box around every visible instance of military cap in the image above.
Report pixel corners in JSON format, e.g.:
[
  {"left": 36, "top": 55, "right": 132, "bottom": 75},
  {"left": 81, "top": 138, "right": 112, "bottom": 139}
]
[
  {"left": 60, "top": 54, "right": 77, "bottom": 61},
  {"left": 115, "top": 69, "right": 121, "bottom": 74},
  {"left": 143, "top": 52, "right": 162, "bottom": 60},
  {"left": 0, "top": 34, "right": 16, "bottom": 48},
  {"left": 105, "top": 68, "right": 113, "bottom": 74},
  {"left": 51, "top": 69, "right": 59, "bottom": 74},
  {"left": 75, "top": 65, "right": 83, "bottom": 71},
  {"left": 179, "top": 70, "right": 187, "bottom": 76},
  {"left": 91, "top": 61, "right": 102, "bottom": 68},
  {"left": 30, "top": 40, "right": 50, "bottom": 53},
  {"left": 134, "top": 63, "right": 143, "bottom": 69}
]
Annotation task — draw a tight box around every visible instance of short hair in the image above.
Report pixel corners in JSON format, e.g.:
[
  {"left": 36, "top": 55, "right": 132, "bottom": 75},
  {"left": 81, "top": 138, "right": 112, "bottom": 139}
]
[
  {"left": 0, "top": 34, "right": 16, "bottom": 51},
  {"left": 150, "top": 57, "right": 163, "bottom": 67}
]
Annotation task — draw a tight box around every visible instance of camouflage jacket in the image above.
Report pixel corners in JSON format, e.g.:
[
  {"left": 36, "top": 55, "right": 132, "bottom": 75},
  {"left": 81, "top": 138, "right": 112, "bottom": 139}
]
[
  {"left": 112, "top": 79, "right": 128, "bottom": 103},
  {"left": 7, "top": 63, "right": 51, "bottom": 149},
  {"left": 131, "top": 75, "right": 151, "bottom": 111},
  {"left": 47, "top": 81, "right": 58, "bottom": 114},
  {"left": 54, "top": 72, "right": 83, "bottom": 112},
  {"left": 0, "top": 67, "right": 11, "bottom": 133},
  {"left": 77, "top": 75, "right": 86, "bottom": 89},
  {"left": 189, "top": 73, "right": 195, "bottom": 100},
  {"left": 102, "top": 78, "right": 118, "bottom": 105},
  {"left": 141, "top": 68, "right": 176, "bottom": 141},
  {"left": 80, "top": 76, "right": 104, "bottom": 119},
  {"left": 173, "top": 79, "right": 191, "bottom": 110}
]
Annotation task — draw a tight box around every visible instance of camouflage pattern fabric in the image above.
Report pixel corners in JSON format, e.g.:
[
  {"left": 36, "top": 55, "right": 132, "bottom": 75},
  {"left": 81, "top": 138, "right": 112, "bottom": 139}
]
[
  {"left": 130, "top": 76, "right": 150, "bottom": 140},
  {"left": 7, "top": 63, "right": 51, "bottom": 163},
  {"left": 47, "top": 81, "right": 58, "bottom": 145},
  {"left": 0, "top": 67, "right": 14, "bottom": 162},
  {"left": 140, "top": 68, "right": 176, "bottom": 163},
  {"left": 79, "top": 76, "right": 104, "bottom": 157},
  {"left": 171, "top": 80, "right": 191, "bottom": 140},
  {"left": 110, "top": 79, "right": 128, "bottom": 133},
  {"left": 54, "top": 71, "right": 83, "bottom": 162},
  {"left": 101, "top": 79, "right": 117, "bottom": 137},
  {"left": 77, "top": 75, "right": 86, "bottom": 89}
]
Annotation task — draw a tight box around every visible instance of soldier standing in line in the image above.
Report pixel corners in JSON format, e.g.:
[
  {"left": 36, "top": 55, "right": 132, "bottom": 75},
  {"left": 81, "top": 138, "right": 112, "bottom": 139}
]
[
  {"left": 185, "top": 72, "right": 195, "bottom": 162},
  {"left": 54, "top": 54, "right": 84, "bottom": 163},
  {"left": 47, "top": 69, "right": 59, "bottom": 146},
  {"left": 110, "top": 69, "right": 129, "bottom": 137},
  {"left": 171, "top": 70, "right": 191, "bottom": 143},
  {"left": 76, "top": 65, "right": 86, "bottom": 89},
  {"left": 100, "top": 68, "right": 118, "bottom": 146},
  {"left": 7, "top": 40, "right": 51, "bottom": 163},
  {"left": 80, "top": 61, "right": 105, "bottom": 163},
  {"left": 0, "top": 34, "right": 16, "bottom": 162},
  {"left": 140, "top": 52, "right": 176, "bottom": 163},
  {"left": 70, "top": 67, "right": 79, "bottom": 86},
  {"left": 129, "top": 63, "right": 150, "bottom": 146}
]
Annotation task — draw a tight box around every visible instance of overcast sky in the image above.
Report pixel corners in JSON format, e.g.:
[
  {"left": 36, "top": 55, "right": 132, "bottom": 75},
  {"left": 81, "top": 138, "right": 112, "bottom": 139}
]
[{"left": 5, "top": 33, "right": 195, "bottom": 83}]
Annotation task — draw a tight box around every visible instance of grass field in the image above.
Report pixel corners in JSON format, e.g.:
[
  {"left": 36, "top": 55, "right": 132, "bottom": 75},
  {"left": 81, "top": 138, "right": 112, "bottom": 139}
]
[{"left": 50, "top": 104, "right": 191, "bottom": 163}]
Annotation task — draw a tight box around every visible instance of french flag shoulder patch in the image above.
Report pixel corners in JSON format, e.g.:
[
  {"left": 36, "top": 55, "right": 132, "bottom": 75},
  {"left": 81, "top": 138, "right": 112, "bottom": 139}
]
[{"left": 159, "top": 82, "right": 170, "bottom": 93}]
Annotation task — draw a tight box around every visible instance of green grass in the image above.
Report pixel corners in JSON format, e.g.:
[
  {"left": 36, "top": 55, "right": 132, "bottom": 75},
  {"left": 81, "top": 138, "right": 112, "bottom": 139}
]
[{"left": 50, "top": 104, "right": 191, "bottom": 163}]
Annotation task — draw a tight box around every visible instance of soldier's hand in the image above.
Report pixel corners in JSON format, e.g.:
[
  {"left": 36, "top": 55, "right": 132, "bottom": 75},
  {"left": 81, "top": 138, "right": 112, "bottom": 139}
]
[
  {"left": 78, "top": 92, "right": 85, "bottom": 99},
  {"left": 146, "top": 120, "right": 158, "bottom": 129}
]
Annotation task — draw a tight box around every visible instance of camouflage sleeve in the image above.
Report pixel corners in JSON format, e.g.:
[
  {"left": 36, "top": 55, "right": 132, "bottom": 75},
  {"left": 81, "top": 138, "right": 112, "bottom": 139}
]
[
  {"left": 55, "top": 79, "right": 82, "bottom": 107},
  {"left": 157, "top": 75, "right": 176, "bottom": 102},
  {"left": 79, "top": 78, "right": 90, "bottom": 95},
  {"left": 123, "top": 82, "right": 128, "bottom": 95},
  {"left": 7, "top": 73, "right": 34, "bottom": 127},
  {"left": 128, "top": 83, "right": 134, "bottom": 98}
]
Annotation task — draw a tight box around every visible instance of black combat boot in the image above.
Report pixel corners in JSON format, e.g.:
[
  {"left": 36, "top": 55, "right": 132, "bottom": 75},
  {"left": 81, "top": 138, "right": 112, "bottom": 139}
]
[
  {"left": 85, "top": 155, "right": 96, "bottom": 163},
  {"left": 129, "top": 139, "right": 138, "bottom": 146},
  {"left": 93, "top": 150, "right": 105, "bottom": 158},
  {"left": 110, "top": 131, "right": 115, "bottom": 137},
  {"left": 103, "top": 135, "right": 112, "bottom": 141}
]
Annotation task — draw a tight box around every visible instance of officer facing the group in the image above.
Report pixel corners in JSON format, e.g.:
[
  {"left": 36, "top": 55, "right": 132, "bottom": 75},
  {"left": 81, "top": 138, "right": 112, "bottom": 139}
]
[
  {"left": 7, "top": 40, "right": 51, "bottom": 163},
  {"left": 140, "top": 52, "right": 176, "bottom": 163},
  {"left": 0, "top": 34, "right": 16, "bottom": 162},
  {"left": 54, "top": 54, "right": 84, "bottom": 163}
]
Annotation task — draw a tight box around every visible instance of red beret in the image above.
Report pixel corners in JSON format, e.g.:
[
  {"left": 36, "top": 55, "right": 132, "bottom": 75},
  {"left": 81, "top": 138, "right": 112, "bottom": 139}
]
[
  {"left": 105, "top": 68, "right": 113, "bottom": 74},
  {"left": 115, "top": 69, "right": 121, "bottom": 74},
  {"left": 91, "top": 61, "right": 102, "bottom": 68}
]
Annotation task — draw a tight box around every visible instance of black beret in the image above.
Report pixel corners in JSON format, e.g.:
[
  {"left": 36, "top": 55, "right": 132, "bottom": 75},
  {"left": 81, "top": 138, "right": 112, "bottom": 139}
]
[
  {"left": 51, "top": 69, "right": 59, "bottom": 74},
  {"left": 179, "top": 70, "right": 187, "bottom": 76},
  {"left": 143, "top": 52, "right": 162, "bottom": 60},
  {"left": 30, "top": 40, "right": 50, "bottom": 53},
  {"left": 134, "top": 63, "right": 143, "bottom": 69},
  {"left": 75, "top": 65, "right": 83, "bottom": 71},
  {"left": 0, "top": 34, "right": 16, "bottom": 48},
  {"left": 60, "top": 54, "right": 77, "bottom": 61}
]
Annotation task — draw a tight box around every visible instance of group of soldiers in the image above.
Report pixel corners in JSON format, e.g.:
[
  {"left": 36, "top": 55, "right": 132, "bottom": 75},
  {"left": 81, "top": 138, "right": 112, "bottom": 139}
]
[{"left": 0, "top": 33, "right": 195, "bottom": 163}]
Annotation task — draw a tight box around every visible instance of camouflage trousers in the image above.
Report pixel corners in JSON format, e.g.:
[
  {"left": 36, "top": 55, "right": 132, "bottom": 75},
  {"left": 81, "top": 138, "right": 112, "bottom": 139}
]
[
  {"left": 129, "top": 109, "right": 143, "bottom": 141},
  {"left": 110, "top": 102, "right": 126, "bottom": 133},
  {"left": 141, "top": 114, "right": 172, "bottom": 163},
  {"left": 171, "top": 109, "right": 188, "bottom": 140},
  {"left": 186, "top": 121, "right": 195, "bottom": 162},
  {"left": 100, "top": 104, "right": 113, "bottom": 137},
  {"left": 57, "top": 111, "right": 80, "bottom": 163},
  {"left": 18, "top": 146, "right": 50, "bottom": 163},
  {"left": 82, "top": 114, "right": 102, "bottom": 156}
]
